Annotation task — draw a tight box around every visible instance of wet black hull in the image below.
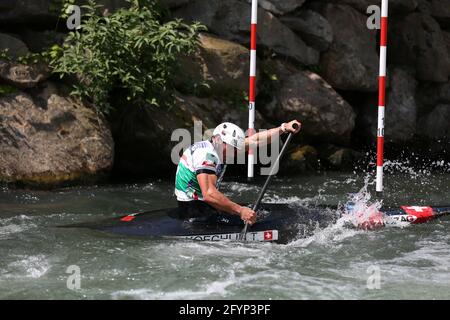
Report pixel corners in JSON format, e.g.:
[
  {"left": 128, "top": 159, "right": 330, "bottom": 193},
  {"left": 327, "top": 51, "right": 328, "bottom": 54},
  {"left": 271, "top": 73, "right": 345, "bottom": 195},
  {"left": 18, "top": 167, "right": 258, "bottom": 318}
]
[{"left": 63, "top": 204, "right": 450, "bottom": 244}]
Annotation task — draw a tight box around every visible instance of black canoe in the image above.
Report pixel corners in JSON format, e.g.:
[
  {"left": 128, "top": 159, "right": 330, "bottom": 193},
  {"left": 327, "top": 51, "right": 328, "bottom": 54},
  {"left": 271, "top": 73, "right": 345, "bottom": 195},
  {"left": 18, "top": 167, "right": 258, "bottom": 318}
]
[{"left": 63, "top": 204, "right": 450, "bottom": 244}]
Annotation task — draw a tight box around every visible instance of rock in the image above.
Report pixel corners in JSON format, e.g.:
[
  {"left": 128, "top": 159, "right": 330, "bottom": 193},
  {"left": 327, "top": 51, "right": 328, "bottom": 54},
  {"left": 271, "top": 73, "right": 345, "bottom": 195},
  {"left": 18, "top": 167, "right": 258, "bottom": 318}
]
[
  {"left": 360, "top": 68, "right": 418, "bottom": 143},
  {"left": 390, "top": 13, "right": 450, "bottom": 83},
  {"left": 112, "top": 94, "right": 218, "bottom": 176},
  {"left": 0, "top": 0, "right": 15, "bottom": 10},
  {"left": 444, "top": 31, "right": 450, "bottom": 55},
  {"left": 0, "top": 60, "right": 51, "bottom": 89},
  {"left": 418, "top": 0, "right": 450, "bottom": 28},
  {"left": 259, "top": 0, "right": 306, "bottom": 15},
  {"left": 0, "top": 33, "right": 29, "bottom": 59},
  {"left": 0, "top": 0, "right": 58, "bottom": 26},
  {"left": 418, "top": 104, "right": 450, "bottom": 142},
  {"left": 318, "top": 144, "right": 363, "bottom": 170},
  {"left": 0, "top": 82, "right": 114, "bottom": 187},
  {"left": 383, "top": 68, "right": 418, "bottom": 142},
  {"left": 389, "top": 0, "right": 419, "bottom": 12},
  {"left": 334, "top": 0, "right": 418, "bottom": 13},
  {"left": 319, "top": 4, "right": 378, "bottom": 92},
  {"left": 111, "top": 89, "right": 276, "bottom": 176},
  {"left": 193, "top": 96, "right": 274, "bottom": 131},
  {"left": 0, "top": 0, "right": 128, "bottom": 26},
  {"left": 160, "top": 0, "right": 189, "bottom": 9},
  {"left": 174, "top": 0, "right": 319, "bottom": 66},
  {"left": 17, "top": 29, "right": 66, "bottom": 53},
  {"left": 416, "top": 80, "right": 450, "bottom": 114},
  {"left": 262, "top": 69, "right": 356, "bottom": 145},
  {"left": 177, "top": 33, "right": 257, "bottom": 96},
  {"left": 281, "top": 10, "right": 333, "bottom": 52},
  {"left": 284, "top": 145, "right": 318, "bottom": 173}
]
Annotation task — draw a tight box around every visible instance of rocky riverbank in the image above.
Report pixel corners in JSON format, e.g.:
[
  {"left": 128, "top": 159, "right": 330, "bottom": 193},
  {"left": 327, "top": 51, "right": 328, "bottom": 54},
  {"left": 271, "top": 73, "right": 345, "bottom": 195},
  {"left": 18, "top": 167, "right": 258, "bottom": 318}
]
[{"left": 1, "top": 0, "right": 450, "bottom": 188}]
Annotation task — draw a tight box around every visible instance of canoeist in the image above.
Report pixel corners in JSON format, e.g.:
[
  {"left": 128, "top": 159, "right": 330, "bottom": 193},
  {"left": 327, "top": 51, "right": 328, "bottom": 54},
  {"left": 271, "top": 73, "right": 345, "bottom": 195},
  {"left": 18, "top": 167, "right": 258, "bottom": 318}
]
[{"left": 174, "top": 120, "right": 301, "bottom": 225}]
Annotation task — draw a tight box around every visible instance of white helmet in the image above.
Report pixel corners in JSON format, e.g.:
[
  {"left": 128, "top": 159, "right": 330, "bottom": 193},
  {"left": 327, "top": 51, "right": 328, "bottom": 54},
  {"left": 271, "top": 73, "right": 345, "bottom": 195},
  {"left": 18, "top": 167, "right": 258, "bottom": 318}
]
[{"left": 213, "top": 122, "right": 246, "bottom": 150}]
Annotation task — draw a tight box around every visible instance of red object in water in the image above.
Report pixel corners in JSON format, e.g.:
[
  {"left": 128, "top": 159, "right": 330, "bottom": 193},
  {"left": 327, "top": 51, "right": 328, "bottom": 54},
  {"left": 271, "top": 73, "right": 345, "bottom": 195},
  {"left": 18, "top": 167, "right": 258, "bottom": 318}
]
[
  {"left": 401, "top": 206, "right": 435, "bottom": 224},
  {"left": 120, "top": 215, "right": 135, "bottom": 222},
  {"left": 356, "top": 211, "right": 385, "bottom": 230}
]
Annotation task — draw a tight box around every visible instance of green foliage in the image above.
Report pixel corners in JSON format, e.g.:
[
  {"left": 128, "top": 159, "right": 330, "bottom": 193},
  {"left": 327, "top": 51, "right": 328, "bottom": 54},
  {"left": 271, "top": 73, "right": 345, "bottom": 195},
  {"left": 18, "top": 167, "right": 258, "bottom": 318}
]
[
  {"left": 0, "top": 46, "right": 57, "bottom": 65},
  {"left": 60, "top": 0, "right": 77, "bottom": 18},
  {"left": 50, "top": 0, "right": 206, "bottom": 113},
  {"left": 0, "top": 49, "right": 12, "bottom": 61},
  {"left": 0, "top": 85, "right": 18, "bottom": 97},
  {"left": 16, "top": 52, "right": 51, "bottom": 65}
]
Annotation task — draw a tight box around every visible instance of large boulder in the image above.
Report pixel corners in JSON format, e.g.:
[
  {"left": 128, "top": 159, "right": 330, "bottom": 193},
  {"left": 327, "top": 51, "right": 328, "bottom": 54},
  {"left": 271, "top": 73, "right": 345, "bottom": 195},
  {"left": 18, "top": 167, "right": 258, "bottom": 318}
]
[
  {"left": 360, "top": 68, "right": 418, "bottom": 143},
  {"left": 0, "top": 33, "right": 29, "bottom": 59},
  {"left": 390, "top": 13, "right": 450, "bottom": 83},
  {"left": 191, "top": 96, "right": 274, "bottom": 132},
  {"left": 418, "top": 0, "right": 450, "bottom": 28},
  {"left": 444, "top": 31, "right": 450, "bottom": 55},
  {"left": 418, "top": 104, "right": 450, "bottom": 143},
  {"left": 112, "top": 94, "right": 215, "bottom": 176},
  {"left": 0, "top": 0, "right": 57, "bottom": 26},
  {"left": 283, "top": 145, "right": 318, "bottom": 173},
  {"left": 17, "top": 29, "right": 66, "bottom": 53},
  {"left": 111, "top": 92, "right": 273, "bottom": 176},
  {"left": 261, "top": 68, "right": 356, "bottom": 145},
  {"left": 319, "top": 4, "right": 379, "bottom": 92},
  {"left": 160, "top": 0, "right": 189, "bottom": 9},
  {"left": 0, "top": 60, "right": 51, "bottom": 89},
  {"left": 174, "top": 0, "right": 319, "bottom": 66},
  {"left": 259, "top": 0, "right": 306, "bottom": 15},
  {"left": 317, "top": 144, "right": 363, "bottom": 170},
  {"left": 177, "top": 33, "right": 258, "bottom": 96},
  {"left": 416, "top": 80, "right": 450, "bottom": 115},
  {"left": 0, "top": 0, "right": 128, "bottom": 26},
  {"left": 0, "top": 82, "right": 114, "bottom": 187},
  {"left": 281, "top": 10, "right": 333, "bottom": 52},
  {"left": 334, "top": 0, "right": 418, "bottom": 13}
]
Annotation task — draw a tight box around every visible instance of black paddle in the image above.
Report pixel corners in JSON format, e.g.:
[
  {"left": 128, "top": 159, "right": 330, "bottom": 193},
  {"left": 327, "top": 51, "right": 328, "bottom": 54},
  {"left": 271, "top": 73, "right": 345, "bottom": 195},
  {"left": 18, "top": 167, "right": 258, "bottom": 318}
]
[{"left": 240, "top": 123, "right": 299, "bottom": 240}]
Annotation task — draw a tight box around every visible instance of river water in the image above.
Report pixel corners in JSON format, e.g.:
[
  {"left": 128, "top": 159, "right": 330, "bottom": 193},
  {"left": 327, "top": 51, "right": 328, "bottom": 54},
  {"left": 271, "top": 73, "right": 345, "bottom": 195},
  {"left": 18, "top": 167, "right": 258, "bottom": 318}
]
[{"left": 1, "top": 163, "right": 450, "bottom": 300}]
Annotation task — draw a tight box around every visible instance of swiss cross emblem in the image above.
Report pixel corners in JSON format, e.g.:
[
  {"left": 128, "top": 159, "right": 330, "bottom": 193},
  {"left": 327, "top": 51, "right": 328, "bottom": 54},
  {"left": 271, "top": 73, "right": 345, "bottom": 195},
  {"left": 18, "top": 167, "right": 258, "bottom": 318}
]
[
  {"left": 264, "top": 231, "right": 273, "bottom": 241},
  {"left": 404, "top": 206, "right": 429, "bottom": 212},
  {"left": 401, "top": 206, "right": 434, "bottom": 224}
]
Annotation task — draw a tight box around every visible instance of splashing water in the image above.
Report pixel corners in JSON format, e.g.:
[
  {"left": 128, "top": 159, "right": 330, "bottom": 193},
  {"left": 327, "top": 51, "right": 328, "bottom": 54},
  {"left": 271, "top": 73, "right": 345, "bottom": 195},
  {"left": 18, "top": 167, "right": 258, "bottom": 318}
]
[{"left": 339, "top": 178, "right": 385, "bottom": 231}]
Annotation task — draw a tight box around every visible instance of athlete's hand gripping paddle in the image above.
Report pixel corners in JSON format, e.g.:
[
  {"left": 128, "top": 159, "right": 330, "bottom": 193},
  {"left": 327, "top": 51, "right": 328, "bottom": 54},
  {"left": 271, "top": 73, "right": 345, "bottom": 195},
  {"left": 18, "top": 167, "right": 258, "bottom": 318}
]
[{"left": 240, "top": 123, "right": 299, "bottom": 241}]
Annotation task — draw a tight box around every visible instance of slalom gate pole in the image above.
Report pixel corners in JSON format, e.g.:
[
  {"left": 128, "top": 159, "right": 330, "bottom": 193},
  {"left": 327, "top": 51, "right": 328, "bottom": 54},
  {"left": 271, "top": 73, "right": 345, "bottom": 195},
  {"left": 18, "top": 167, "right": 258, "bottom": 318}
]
[
  {"left": 376, "top": 0, "right": 389, "bottom": 195},
  {"left": 247, "top": 0, "right": 258, "bottom": 181}
]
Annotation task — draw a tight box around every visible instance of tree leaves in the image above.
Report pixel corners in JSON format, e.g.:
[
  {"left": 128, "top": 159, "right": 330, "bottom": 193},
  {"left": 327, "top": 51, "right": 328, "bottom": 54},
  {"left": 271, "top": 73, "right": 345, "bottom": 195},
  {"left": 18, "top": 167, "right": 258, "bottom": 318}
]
[{"left": 51, "top": 0, "right": 204, "bottom": 113}]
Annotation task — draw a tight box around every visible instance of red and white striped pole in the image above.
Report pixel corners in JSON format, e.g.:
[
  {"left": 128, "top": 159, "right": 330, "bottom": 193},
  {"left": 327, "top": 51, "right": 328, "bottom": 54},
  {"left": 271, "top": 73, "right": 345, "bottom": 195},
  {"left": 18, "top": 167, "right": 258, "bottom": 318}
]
[
  {"left": 247, "top": 0, "right": 258, "bottom": 180},
  {"left": 376, "top": 0, "right": 388, "bottom": 194}
]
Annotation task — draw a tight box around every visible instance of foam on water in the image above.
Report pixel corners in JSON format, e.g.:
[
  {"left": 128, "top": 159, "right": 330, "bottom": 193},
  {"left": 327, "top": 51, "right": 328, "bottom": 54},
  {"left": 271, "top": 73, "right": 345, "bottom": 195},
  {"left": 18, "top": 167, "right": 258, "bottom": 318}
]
[
  {"left": 223, "top": 182, "right": 260, "bottom": 193},
  {"left": 0, "top": 166, "right": 449, "bottom": 299},
  {"left": 0, "top": 215, "right": 35, "bottom": 239},
  {"left": 286, "top": 176, "right": 384, "bottom": 247},
  {"left": 111, "top": 274, "right": 236, "bottom": 300},
  {"left": 7, "top": 255, "right": 50, "bottom": 279}
]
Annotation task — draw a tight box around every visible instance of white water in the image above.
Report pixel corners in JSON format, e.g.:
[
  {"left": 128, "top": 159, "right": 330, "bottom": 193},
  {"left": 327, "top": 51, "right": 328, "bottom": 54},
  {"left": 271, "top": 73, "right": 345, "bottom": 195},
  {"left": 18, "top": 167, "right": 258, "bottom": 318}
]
[{"left": 0, "top": 162, "right": 450, "bottom": 299}]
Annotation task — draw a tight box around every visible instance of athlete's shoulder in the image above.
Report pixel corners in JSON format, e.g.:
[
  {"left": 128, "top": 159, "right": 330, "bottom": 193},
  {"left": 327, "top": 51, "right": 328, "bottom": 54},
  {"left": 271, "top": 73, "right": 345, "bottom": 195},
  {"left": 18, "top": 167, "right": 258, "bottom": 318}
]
[{"left": 191, "top": 140, "right": 220, "bottom": 171}]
